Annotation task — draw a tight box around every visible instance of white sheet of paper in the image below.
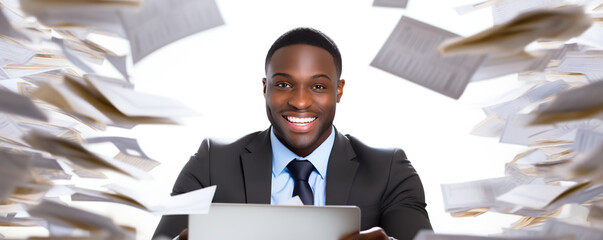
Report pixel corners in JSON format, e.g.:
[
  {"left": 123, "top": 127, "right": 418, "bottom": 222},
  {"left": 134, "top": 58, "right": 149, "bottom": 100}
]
[
  {"left": 441, "top": 177, "right": 518, "bottom": 211},
  {"left": 86, "top": 136, "right": 159, "bottom": 172},
  {"left": 371, "top": 16, "right": 485, "bottom": 99},
  {"left": 118, "top": 0, "right": 224, "bottom": 63},
  {"left": 372, "top": 0, "right": 408, "bottom": 8},
  {"left": 104, "top": 184, "right": 216, "bottom": 215},
  {"left": 32, "top": 82, "right": 112, "bottom": 124},
  {"left": 577, "top": 24, "right": 603, "bottom": 49},
  {"left": 500, "top": 114, "right": 602, "bottom": 145},
  {"left": 483, "top": 80, "right": 569, "bottom": 118},
  {"left": 280, "top": 196, "right": 304, "bottom": 206},
  {"left": 85, "top": 76, "right": 198, "bottom": 117},
  {"left": 496, "top": 184, "right": 572, "bottom": 209}
]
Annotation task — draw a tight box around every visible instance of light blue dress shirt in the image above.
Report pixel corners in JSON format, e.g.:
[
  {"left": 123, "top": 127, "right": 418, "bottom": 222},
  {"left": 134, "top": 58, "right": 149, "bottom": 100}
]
[{"left": 270, "top": 126, "right": 335, "bottom": 206}]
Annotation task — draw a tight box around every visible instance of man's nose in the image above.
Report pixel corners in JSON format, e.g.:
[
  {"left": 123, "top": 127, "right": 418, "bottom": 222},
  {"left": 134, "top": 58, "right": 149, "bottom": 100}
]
[{"left": 288, "top": 88, "right": 312, "bottom": 110}]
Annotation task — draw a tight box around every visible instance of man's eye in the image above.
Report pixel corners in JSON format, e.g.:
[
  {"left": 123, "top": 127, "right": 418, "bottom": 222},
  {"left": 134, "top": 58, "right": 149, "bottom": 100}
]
[
  {"left": 276, "top": 82, "right": 291, "bottom": 88},
  {"left": 313, "top": 85, "right": 326, "bottom": 90}
]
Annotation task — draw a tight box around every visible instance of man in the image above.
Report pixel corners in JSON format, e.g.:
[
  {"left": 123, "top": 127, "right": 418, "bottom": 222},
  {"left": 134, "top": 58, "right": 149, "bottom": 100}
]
[{"left": 154, "top": 28, "right": 432, "bottom": 240}]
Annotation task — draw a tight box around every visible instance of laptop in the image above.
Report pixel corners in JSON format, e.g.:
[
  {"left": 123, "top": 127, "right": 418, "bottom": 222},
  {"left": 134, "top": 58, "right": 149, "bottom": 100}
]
[{"left": 189, "top": 203, "right": 360, "bottom": 240}]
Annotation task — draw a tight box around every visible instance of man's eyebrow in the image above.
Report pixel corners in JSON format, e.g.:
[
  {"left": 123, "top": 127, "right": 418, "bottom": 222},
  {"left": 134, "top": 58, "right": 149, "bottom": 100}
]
[
  {"left": 312, "top": 74, "right": 331, "bottom": 81},
  {"left": 271, "top": 73, "right": 291, "bottom": 78}
]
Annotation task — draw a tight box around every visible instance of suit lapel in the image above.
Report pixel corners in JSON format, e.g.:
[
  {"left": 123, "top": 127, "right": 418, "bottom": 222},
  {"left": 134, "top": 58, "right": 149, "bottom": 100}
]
[
  {"left": 241, "top": 129, "right": 272, "bottom": 204},
  {"left": 325, "top": 129, "right": 359, "bottom": 205}
]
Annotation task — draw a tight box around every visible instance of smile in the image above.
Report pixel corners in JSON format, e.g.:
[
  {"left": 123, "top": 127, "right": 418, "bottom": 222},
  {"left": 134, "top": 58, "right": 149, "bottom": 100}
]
[{"left": 284, "top": 116, "right": 317, "bottom": 125}]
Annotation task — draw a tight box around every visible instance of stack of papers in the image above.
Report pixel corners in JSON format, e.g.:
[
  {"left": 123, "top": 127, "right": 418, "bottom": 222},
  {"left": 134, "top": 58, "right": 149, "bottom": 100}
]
[
  {"left": 432, "top": 2, "right": 603, "bottom": 239},
  {"left": 0, "top": 0, "right": 222, "bottom": 237}
]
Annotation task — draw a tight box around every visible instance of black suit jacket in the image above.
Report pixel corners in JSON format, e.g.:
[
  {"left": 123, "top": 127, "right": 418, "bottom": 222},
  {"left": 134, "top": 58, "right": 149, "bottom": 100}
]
[{"left": 154, "top": 128, "right": 432, "bottom": 239}]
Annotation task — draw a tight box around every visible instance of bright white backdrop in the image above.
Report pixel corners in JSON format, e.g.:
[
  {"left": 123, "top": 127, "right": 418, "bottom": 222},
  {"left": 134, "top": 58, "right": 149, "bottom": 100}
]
[{"left": 103, "top": 0, "right": 533, "bottom": 239}]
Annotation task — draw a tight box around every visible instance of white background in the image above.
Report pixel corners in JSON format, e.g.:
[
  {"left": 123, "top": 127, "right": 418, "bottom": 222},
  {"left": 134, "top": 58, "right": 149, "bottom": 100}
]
[{"left": 58, "top": 0, "right": 535, "bottom": 239}]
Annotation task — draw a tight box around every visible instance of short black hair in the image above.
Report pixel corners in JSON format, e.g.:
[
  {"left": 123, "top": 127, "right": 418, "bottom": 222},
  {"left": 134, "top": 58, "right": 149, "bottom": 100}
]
[{"left": 265, "top": 27, "right": 342, "bottom": 79}]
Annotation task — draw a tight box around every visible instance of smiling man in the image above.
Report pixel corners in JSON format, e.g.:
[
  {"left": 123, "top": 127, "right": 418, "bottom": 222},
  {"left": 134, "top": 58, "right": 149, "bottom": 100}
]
[{"left": 154, "top": 28, "right": 432, "bottom": 240}]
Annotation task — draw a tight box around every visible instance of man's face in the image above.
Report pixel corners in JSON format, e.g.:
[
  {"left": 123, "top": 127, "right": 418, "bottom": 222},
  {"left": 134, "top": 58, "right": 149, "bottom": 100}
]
[{"left": 263, "top": 44, "right": 344, "bottom": 157}]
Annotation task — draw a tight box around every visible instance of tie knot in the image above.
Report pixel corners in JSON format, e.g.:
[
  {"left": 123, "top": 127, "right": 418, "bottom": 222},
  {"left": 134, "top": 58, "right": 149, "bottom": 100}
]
[{"left": 286, "top": 160, "right": 315, "bottom": 182}]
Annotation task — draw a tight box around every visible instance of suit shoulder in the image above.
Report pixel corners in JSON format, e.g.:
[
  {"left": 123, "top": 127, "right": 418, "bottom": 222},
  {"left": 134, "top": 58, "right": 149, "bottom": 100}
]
[
  {"left": 344, "top": 134, "right": 408, "bottom": 161},
  {"left": 198, "top": 131, "right": 263, "bottom": 154}
]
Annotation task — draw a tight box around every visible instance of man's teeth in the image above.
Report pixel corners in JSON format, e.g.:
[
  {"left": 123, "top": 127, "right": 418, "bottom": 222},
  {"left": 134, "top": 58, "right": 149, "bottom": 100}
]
[{"left": 286, "top": 116, "right": 316, "bottom": 124}]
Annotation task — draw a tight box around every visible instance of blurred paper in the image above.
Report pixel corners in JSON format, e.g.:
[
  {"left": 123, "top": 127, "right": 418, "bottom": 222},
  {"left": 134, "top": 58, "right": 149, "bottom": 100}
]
[
  {"left": 588, "top": 202, "right": 603, "bottom": 228},
  {"left": 371, "top": 16, "right": 485, "bottom": 99},
  {"left": 454, "top": 0, "right": 501, "bottom": 15},
  {"left": 544, "top": 219, "right": 603, "bottom": 240},
  {"left": 22, "top": 130, "right": 151, "bottom": 180},
  {"left": 440, "top": 6, "right": 592, "bottom": 56},
  {"left": 86, "top": 136, "right": 160, "bottom": 172},
  {"left": 0, "top": 87, "right": 47, "bottom": 121},
  {"left": 0, "top": 150, "right": 32, "bottom": 202},
  {"left": 118, "top": 0, "right": 224, "bottom": 63},
  {"left": 1, "top": 65, "right": 62, "bottom": 80},
  {"left": 496, "top": 184, "right": 576, "bottom": 209},
  {"left": 27, "top": 200, "right": 131, "bottom": 239},
  {"left": 19, "top": 0, "right": 133, "bottom": 37},
  {"left": 84, "top": 74, "right": 198, "bottom": 117},
  {"left": 74, "top": 184, "right": 216, "bottom": 215},
  {"left": 372, "top": 0, "right": 408, "bottom": 8},
  {"left": 441, "top": 177, "right": 519, "bottom": 214},
  {"left": 556, "top": 54, "right": 603, "bottom": 82},
  {"left": 0, "top": 37, "right": 35, "bottom": 66},
  {"left": 0, "top": 113, "right": 27, "bottom": 146},
  {"left": 501, "top": 114, "right": 602, "bottom": 145},
  {"left": 104, "top": 54, "right": 128, "bottom": 81},
  {"left": 578, "top": 24, "right": 603, "bottom": 49},
  {"left": 0, "top": 9, "right": 29, "bottom": 41},
  {"left": 414, "top": 229, "right": 566, "bottom": 240},
  {"left": 491, "top": 0, "right": 566, "bottom": 25},
  {"left": 51, "top": 37, "right": 96, "bottom": 74},
  {"left": 572, "top": 129, "right": 603, "bottom": 153},
  {"left": 532, "top": 80, "right": 603, "bottom": 124},
  {"left": 483, "top": 80, "right": 569, "bottom": 118},
  {"left": 471, "top": 49, "right": 560, "bottom": 82},
  {"left": 558, "top": 145, "right": 603, "bottom": 181},
  {"left": 471, "top": 114, "right": 506, "bottom": 137}
]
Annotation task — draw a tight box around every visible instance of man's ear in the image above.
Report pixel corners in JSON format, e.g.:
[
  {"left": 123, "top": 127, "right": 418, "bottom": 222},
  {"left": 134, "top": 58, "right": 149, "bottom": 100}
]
[
  {"left": 262, "top": 78, "right": 267, "bottom": 95},
  {"left": 336, "top": 79, "right": 345, "bottom": 103}
]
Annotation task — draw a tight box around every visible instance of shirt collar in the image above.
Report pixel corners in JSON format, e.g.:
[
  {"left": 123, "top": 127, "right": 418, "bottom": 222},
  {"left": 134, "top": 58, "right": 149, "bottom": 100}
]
[{"left": 271, "top": 126, "right": 335, "bottom": 179}]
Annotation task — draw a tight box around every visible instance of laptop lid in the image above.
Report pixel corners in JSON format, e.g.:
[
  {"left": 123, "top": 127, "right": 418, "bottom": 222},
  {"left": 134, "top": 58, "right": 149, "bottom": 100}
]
[{"left": 189, "top": 203, "right": 360, "bottom": 240}]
